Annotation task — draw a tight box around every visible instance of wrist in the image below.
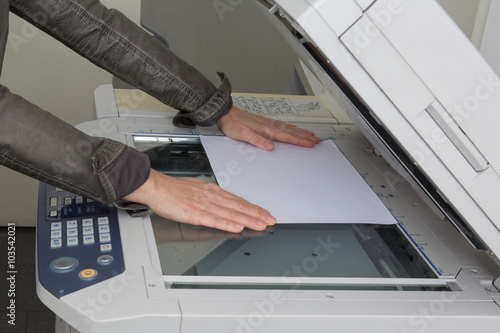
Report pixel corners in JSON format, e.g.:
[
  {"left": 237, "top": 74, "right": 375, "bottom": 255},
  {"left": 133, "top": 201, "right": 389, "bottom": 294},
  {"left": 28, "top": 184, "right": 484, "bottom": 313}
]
[
  {"left": 216, "top": 105, "right": 241, "bottom": 128},
  {"left": 122, "top": 168, "right": 162, "bottom": 206}
]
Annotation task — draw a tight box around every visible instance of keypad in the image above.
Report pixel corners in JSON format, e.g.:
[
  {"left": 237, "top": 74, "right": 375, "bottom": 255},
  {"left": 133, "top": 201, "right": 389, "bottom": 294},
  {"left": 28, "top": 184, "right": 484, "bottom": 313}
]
[{"left": 50, "top": 216, "right": 112, "bottom": 250}]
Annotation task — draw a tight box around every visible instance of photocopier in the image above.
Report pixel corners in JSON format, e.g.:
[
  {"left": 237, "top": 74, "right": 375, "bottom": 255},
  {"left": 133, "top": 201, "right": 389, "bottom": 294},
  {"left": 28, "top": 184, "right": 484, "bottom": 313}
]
[{"left": 36, "top": 0, "right": 500, "bottom": 332}]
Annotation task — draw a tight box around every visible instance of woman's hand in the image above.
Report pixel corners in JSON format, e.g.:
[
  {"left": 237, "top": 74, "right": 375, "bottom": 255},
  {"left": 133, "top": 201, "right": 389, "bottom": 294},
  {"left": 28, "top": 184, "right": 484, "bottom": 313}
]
[
  {"left": 124, "top": 106, "right": 319, "bottom": 233},
  {"left": 123, "top": 169, "right": 276, "bottom": 233},
  {"left": 216, "top": 106, "right": 320, "bottom": 151}
]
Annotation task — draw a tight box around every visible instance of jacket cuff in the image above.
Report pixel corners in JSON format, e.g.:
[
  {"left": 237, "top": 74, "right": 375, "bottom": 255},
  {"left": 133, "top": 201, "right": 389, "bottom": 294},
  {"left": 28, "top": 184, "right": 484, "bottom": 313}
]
[
  {"left": 93, "top": 139, "right": 151, "bottom": 205},
  {"left": 114, "top": 200, "right": 150, "bottom": 217},
  {"left": 173, "top": 72, "right": 233, "bottom": 128}
]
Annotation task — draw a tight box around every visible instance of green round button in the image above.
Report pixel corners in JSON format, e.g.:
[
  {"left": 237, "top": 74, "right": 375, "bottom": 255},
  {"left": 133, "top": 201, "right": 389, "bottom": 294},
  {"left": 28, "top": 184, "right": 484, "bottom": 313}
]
[{"left": 50, "top": 256, "right": 79, "bottom": 272}]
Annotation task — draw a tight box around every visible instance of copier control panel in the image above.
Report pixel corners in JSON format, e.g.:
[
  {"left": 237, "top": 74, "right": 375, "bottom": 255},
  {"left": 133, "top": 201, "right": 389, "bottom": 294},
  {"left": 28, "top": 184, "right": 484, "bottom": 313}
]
[{"left": 36, "top": 182, "right": 125, "bottom": 298}]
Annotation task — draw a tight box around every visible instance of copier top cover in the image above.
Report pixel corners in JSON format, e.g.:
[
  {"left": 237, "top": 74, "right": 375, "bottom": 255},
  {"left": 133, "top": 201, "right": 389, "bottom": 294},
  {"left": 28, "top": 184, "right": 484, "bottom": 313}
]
[{"left": 264, "top": 0, "right": 500, "bottom": 257}]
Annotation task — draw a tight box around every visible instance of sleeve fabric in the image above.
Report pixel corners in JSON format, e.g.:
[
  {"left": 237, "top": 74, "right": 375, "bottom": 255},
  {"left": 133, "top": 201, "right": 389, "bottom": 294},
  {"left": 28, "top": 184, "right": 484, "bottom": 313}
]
[
  {"left": 0, "top": 0, "right": 233, "bottom": 208},
  {"left": 9, "top": 0, "right": 233, "bottom": 126},
  {"left": 0, "top": 85, "right": 150, "bottom": 206}
]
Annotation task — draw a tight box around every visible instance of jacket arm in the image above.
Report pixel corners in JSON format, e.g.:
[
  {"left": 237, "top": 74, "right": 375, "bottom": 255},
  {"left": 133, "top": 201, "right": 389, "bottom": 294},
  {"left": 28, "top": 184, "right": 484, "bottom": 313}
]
[
  {"left": 0, "top": 85, "right": 150, "bottom": 206},
  {"left": 9, "top": 0, "right": 233, "bottom": 127},
  {"left": 3, "top": 0, "right": 234, "bottom": 208}
]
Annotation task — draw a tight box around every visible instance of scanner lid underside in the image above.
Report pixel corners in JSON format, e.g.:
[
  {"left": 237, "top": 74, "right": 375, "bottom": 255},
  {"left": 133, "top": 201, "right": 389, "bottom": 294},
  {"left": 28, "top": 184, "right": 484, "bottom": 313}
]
[{"left": 263, "top": 0, "right": 500, "bottom": 258}]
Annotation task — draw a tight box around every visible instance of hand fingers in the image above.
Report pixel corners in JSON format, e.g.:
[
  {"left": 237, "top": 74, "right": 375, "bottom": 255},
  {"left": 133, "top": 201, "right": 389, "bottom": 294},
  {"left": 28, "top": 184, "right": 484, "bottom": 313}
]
[
  {"left": 188, "top": 183, "right": 276, "bottom": 233},
  {"left": 211, "top": 185, "right": 273, "bottom": 217},
  {"left": 253, "top": 133, "right": 275, "bottom": 151},
  {"left": 242, "top": 119, "right": 319, "bottom": 150},
  {"left": 236, "top": 126, "right": 275, "bottom": 151},
  {"left": 189, "top": 210, "right": 246, "bottom": 233},
  {"left": 192, "top": 203, "right": 274, "bottom": 233},
  {"left": 128, "top": 171, "right": 275, "bottom": 234},
  {"left": 217, "top": 106, "right": 320, "bottom": 150},
  {"left": 259, "top": 120, "right": 320, "bottom": 148},
  {"left": 272, "top": 127, "right": 320, "bottom": 147}
]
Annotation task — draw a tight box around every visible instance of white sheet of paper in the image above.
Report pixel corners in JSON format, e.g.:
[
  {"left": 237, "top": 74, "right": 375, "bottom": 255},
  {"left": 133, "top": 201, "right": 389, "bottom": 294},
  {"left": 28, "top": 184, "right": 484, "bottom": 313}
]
[{"left": 200, "top": 137, "right": 397, "bottom": 225}]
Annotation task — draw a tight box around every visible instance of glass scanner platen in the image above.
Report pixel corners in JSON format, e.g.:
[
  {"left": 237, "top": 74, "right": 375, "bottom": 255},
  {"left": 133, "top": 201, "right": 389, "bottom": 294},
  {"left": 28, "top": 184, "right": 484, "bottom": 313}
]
[
  {"left": 133, "top": 135, "right": 439, "bottom": 290},
  {"left": 133, "top": 135, "right": 216, "bottom": 181}
]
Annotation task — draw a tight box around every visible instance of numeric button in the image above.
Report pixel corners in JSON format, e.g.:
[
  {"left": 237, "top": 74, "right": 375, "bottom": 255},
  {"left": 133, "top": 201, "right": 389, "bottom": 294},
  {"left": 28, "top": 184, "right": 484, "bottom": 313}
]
[
  {"left": 99, "top": 233, "right": 111, "bottom": 243},
  {"left": 83, "top": 235, "right": 95, "bottom": 245},
  {"left": 67, "top": 237, "right": 79, "bottom": 247},
  {"left": 97, "top": 217, "right": 109, "bottom": 225},
  {"left": 82, "top": 218, "right": 93, "bottom": 227},
  {"left": 98, "top": 225, "right": 110, "bottom": 234},
  {"left": 67, "top": 228, "right": 78, "bottom": 237},
  {"left": 67, "top": 220, "right": 78, "bottom": 228}
]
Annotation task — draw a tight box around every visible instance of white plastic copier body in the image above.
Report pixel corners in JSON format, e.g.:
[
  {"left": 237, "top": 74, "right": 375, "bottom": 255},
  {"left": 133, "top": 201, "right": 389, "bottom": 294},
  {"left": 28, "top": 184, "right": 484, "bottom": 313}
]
[
  {"left": 36, "top": 1, "right": 500, "bottom": 332},
  {"left": 276, "top": 0, "right": 500, "bottom": 255}
]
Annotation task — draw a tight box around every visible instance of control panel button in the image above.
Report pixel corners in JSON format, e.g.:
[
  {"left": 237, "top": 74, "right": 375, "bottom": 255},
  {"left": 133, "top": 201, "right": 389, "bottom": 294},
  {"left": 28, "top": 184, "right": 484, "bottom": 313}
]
[
  {"left": 98, "top": 225, "right": 110, "bottom": 234},
  {"left": 50, "top": 197, "right": 58, "bottom": 207},
  {"left": 79, "top": 269, "right": 98, "bottom": 280},
  {"left": 64, "top": 197, "right": 72, "bottom": 206},
  {"left": 67, "top": 228, "right": 78, "bottom": 237},
  {"left": 97, "top": 217, "right": 109, "bottom": 225},
  {"left": 51, "top": 230, "right": 62, "bottom": 238},
  {"left": 67, "top": 220, "right": 78, "bottom": 228},
  {"left": 82, "top": 218, "right": 93, "bottom": 227},
  {"left": 97, "top": 255, "right": 114, "bottom": 264},
  {"left": 82, "top": 227, "right": 94, "bottom": 235},
  {"left": 49, "top": 210, "right": 58, "bottom": 218},
  {"left": 67, "top": 237, "right": 79, "bottom": 247},
  {"left": 50, "top": 257, "right": 79, "bottom": 272},
  {"left": 75, "top": 196, "right": 83, "bottom": 204},
  {"left": 51, "top": 222, "right": 62, "bottom": 230},
  {"left": 100, "top": 244, "right": 112, "bottom": 252},
  {"left": 50, "top": 238, "right": 62, "bottom": 249},
  {"left": 99, "top": 233, "right": 111, "bottom": 243},
  {"left": 83, "top": 235, "right": 95, "bottom": 245}
]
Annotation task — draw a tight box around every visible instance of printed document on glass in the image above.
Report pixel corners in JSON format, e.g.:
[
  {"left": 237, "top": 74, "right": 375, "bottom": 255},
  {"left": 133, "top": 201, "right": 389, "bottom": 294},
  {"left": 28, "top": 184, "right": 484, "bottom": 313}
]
[{"left": 200, "top": 137, "right": 397, "bottom": 225}]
